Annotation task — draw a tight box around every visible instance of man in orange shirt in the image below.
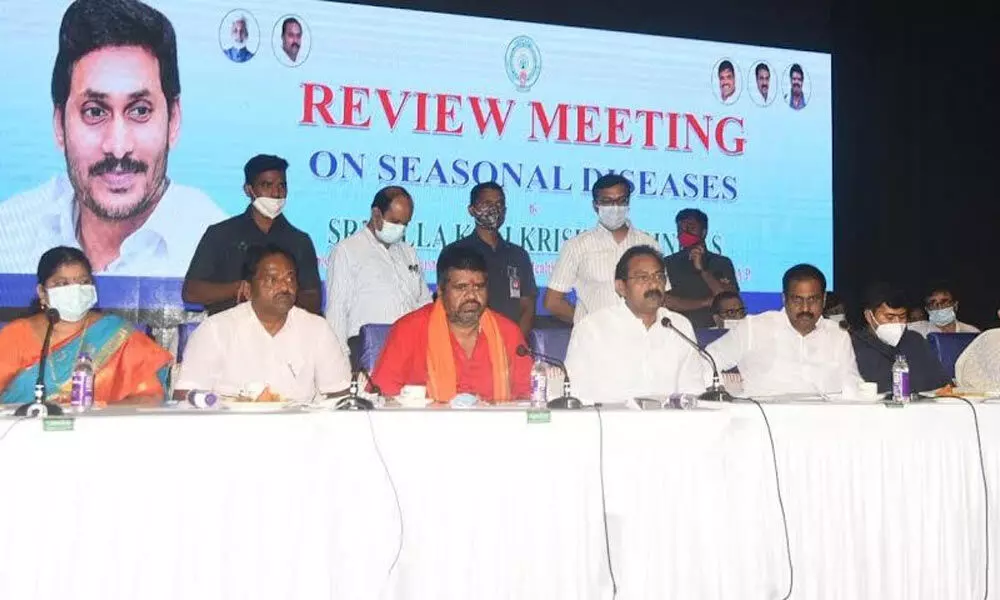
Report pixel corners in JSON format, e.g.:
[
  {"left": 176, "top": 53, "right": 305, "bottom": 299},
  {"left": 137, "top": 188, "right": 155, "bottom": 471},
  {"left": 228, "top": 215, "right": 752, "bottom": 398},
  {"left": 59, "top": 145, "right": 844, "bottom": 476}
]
[{"left": 371, "top": 246, "right": 532, "bottom": 404}]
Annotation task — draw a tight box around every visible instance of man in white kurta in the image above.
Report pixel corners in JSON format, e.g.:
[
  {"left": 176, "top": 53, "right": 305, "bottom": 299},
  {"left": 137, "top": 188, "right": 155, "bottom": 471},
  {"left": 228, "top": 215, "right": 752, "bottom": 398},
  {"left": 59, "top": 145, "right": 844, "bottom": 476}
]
[
  {"left": 706, "top": 264, "right": 862, "bottom": 398},
  {"left": 565, "top": 245, "right": 706, "bottom": 406},
  {"left": 325, "top": 187, "right": 432, "bottom": 358},
  {"left": 177, "top": 246, "right": 351, "bottom": 401}
]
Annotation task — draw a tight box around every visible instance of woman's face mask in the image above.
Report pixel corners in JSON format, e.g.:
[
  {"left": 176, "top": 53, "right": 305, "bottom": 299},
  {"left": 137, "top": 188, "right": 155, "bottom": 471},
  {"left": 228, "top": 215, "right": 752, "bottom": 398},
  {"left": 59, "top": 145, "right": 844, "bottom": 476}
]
[{"left": 45, "top": 284, "right": 98, "bottom": 322}]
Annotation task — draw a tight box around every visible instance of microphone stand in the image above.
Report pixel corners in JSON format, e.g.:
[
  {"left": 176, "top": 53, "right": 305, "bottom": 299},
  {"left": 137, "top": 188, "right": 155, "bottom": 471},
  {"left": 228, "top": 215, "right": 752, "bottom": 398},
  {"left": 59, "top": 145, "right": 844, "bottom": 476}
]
[
  {"left": 334, "top": 369, "right": 376, "bottom": 410},
  {"left": 15, "top": 309, "right": 65, "bottom": 417},
  {"left": 660, "top": 317, "right": 734, "bottom": 403},
  {"left": 516, "top": 345, "right": 583, "bottom": 409}
]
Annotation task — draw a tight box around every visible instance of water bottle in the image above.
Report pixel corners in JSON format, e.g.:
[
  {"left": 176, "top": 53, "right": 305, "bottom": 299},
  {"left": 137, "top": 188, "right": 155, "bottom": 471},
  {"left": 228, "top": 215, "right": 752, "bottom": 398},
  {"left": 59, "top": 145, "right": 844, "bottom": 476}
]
[
  {"left": 70, "top": 353, "right": 95, "bottom": 412},
  {"left": 530, "top": 360, "right": 548, "bottom": 409},
  {"left": 891, "top": 354, "right": 910, "bottom": 404}
]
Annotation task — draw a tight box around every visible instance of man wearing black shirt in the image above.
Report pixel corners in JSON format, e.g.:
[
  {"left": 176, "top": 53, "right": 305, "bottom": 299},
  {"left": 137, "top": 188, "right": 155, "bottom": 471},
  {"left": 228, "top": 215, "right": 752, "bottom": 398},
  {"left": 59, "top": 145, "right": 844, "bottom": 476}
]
[
  {"left": 182, "top": 155, "right": 322, "bottom": 315},
  {"left": 443, "top": 182, "right": 537, "bottom": 337},
  {"left": 851, "top": 282, "right": 950, "bottom": 393},
  {"left": 663, "top": 208, "right": 738, "bottom": 329}
]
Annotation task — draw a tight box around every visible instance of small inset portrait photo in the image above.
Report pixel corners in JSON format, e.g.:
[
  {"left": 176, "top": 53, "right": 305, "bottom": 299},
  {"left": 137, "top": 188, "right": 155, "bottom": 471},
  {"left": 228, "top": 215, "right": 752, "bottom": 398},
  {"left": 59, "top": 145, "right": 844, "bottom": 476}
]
[
  {"left": 219, "top": 10, "right": 259, "bottom": 64},
  {"left": 712, "top": 58, "right": 742, "bottom": 106},
  {"left": 273, "top": 15, "right": 311, "bottom": 67},
  {"left": 749, "top": 61, "right": 776, "bottom": 107},
  {"left": 783, "top": 63, "right": 811, "bottom": 110}
]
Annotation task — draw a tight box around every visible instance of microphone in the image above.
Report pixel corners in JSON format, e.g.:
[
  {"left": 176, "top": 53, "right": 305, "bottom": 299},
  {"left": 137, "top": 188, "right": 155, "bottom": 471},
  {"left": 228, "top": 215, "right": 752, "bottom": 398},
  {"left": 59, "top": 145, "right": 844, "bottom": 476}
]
[
  {"left": 334, "top": 368, "right": 378, "bottom": 410},
  {"left": 660, "top": 316, "right": 733, "bottom": 403},
  {"left": 16, "top": 308, "right": 65, "bottom": 417},
  {"left": 516, "top": 344, "right": 583, "bottom": 409}
]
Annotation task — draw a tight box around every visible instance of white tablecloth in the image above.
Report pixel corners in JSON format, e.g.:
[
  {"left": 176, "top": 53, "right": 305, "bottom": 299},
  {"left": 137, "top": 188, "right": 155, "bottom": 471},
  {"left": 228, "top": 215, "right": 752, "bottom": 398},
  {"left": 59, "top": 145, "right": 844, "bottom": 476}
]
[{"left": 0, "top": 401, "right": 994, "bottom": 600}]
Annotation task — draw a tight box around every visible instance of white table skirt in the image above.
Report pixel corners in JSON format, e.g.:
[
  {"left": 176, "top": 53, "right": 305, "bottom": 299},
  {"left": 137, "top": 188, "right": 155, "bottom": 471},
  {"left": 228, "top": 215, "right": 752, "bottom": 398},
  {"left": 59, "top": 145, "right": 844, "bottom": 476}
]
[{"left": 0, "top": 402, "right": 994, "bottom": 600}]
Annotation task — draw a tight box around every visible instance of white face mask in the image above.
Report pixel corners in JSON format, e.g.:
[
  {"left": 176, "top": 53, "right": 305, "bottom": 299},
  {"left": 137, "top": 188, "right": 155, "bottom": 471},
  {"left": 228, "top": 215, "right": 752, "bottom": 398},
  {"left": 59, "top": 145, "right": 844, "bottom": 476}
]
[
  {"left": 46, "top": 284, "right": 97, "bottom": 323},
  {"left": 252, "top": 196, "right": 286, "bottom": 219},
  {"left": 597, "top": 205, "right": 629, "bottom": 230},
  {"left": 722, "top": 319, "right": 741, "bottom": 330},
  {"left": 375, "top": 220, "right": 406, "bottom": 245},
  {"left": 928, "top": 307, "right": 956, "bottom": 327}
]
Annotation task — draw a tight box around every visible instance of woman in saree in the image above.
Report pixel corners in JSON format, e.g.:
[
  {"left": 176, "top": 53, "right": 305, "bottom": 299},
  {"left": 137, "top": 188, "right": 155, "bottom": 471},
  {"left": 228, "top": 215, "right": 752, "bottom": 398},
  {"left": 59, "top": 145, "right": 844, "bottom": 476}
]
[{"left": 0, "top": 246, "right": 172, "bottom": 406}]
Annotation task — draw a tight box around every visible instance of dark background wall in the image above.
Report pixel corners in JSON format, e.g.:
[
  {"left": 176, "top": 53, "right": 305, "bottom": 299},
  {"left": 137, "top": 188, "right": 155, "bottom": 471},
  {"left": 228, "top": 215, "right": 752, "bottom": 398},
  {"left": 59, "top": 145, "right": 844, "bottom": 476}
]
[{"left": 343, "top": 0, "right": 1000, "bottom": 328}]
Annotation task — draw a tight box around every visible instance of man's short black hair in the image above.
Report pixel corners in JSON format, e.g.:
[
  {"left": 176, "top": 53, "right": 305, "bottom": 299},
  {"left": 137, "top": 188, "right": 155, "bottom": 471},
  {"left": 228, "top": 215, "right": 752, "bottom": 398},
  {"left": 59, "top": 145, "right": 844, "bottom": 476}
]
[
  {"left": 241, "top": 244, "right": 298, "bottom": 282},
  {"left": 614, "top": 245, "right": 664, "bottom": 281},
  {"left": 862, "top": 282, "right": 907, "bottom": 312},
  {"left": 436, "top": 245, "right": 487, "bottom": 288},
  {"left": 244, "top": 154, "right": 289, "bottom": 186},
  {"left": 711, "top": 290, "right": 743, "bottom": 315},
  {"left": 755, "top": 62, "right": 770, "bottom": 78},
  {"left": 469, "top": 181, "right": 504, "bottom": 206},
  {"left": 782, "top": 263, "right": 826, "bottom": 295},
  {"left": 281, "top": 17, "right": 301, "bottom": 36},
  {"left": 675, "top": 208, "right": 708, "bottom": 230},
  {"left": 371, "top": 186, "right": 412, "bottom": 213},
  {"left": 52, "top": 0, "right": 180, "bottom": 117},
  {"left": 718, "top": 60, "right": 735, "bottom": 76},
  {"left": 591, "top": 174, "right": 633, "bottom": 201},
  {"left": 790, "top": 63, "right": 804, "bottom": 79},
  {"left": 925, "top": 281, "right": 957, "bottom": 302}
]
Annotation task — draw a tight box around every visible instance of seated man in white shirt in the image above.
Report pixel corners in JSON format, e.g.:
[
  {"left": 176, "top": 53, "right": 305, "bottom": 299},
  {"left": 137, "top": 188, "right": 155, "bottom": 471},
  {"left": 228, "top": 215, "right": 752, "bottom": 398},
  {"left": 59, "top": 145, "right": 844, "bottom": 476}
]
[
  {"left": 544, "top": 174, "right": 661, "bottom": 325},
  {"left": 176, "top": 244, "right": 352, "bottom": 401},
  {"left": 565, "top": 245, "right": 706, "bottom": 406},
  {"left": 706, "top": 263, "right": 862, "bottom": 398},
  {"left": 909, "top": 283, "right": 980, "bottom": 337},
  {"left": 325, "top": 186, "right": 432, "bottom": 365}
]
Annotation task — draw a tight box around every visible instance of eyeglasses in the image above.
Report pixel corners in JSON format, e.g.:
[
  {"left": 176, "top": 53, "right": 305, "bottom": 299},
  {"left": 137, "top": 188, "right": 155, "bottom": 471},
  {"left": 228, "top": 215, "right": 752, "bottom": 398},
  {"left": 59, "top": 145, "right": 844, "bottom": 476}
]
[
  {"left": 926, "top": 299, "right": 954, "bottom": 310},
  {"left": 627, "top": 271, "right": 667, "bottom": 285},
  {"left": 595, "top": 195, "right": 630, "bottom": 207},
  {"left": 717, "top": 308, "right": 747, "bottom": 319}
]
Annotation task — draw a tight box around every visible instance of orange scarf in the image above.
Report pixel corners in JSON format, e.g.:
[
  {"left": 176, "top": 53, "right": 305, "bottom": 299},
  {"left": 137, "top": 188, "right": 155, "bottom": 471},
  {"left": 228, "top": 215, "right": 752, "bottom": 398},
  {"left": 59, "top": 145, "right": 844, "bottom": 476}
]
[{"left": 425, "top": 299, "right": 511, "bottom": 404}]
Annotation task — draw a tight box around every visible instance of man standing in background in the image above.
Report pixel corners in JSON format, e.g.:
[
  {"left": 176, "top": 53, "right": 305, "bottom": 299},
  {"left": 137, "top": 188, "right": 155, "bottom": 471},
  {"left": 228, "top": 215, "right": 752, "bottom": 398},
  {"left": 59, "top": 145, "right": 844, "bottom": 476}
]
[
  {"left": 0, "top": 0, "right": 224, "bottom": 276},
  {"left": 444, "top": 182, "right": 537, "bottom": 338},
  {"left": 663, "top": 208, "right": 738, "bottom": 329},
  {"left": 544, "top": 174, "right": 661, "bottom": 325},
  {"left": 183, "top": 154, "right": 322, "bottom": 315},
  {"left": 325, "top": 186, "right": 432, "bottom": 362}
]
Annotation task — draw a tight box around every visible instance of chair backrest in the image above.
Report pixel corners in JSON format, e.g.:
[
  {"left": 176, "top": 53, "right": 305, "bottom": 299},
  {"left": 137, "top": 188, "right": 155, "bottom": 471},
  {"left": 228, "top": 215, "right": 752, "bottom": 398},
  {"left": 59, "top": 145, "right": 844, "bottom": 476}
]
[
  {"left": 695, "top": 328, "right": 729, "bottom": 348},
  {"left": 528, "top": 327, "right": 572, "bottom": 363},
  {"left": 176, "top": 322, "right": 200, "bottom": 363},
  {"left": 927, "top": 332, "right": 979, "bottom": 379},
  {"left": 358, "top": 324, "right": 393, "bottom": 372}
]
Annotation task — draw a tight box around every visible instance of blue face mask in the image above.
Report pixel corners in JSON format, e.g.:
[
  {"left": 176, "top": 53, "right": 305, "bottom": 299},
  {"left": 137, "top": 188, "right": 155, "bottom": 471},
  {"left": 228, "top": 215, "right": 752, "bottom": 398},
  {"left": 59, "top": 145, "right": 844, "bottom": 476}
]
[{"left": 928, "top": 307, "right": 956, "bottom": 327}]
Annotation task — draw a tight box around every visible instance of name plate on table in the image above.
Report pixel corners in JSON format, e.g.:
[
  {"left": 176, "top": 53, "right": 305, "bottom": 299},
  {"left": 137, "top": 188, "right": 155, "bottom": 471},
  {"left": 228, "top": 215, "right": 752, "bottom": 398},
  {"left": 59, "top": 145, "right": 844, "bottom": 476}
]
[{"left": 635, "top": 394, "right": 698, "bottom": 410}]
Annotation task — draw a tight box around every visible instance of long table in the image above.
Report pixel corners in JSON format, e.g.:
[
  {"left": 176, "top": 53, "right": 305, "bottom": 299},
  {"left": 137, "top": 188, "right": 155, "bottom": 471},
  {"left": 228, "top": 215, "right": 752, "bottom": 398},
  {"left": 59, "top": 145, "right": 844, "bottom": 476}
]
[{"left": 0, "top": 402, "right": 995, "bottom": 599}]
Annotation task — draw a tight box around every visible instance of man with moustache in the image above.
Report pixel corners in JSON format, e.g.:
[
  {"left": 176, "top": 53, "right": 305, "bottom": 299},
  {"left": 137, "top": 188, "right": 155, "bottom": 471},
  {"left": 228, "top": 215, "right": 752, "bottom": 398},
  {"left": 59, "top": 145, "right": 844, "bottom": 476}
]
[
  {"left": 755, "top": 62, "right": 771, "bottom": 102},
  {"left": 0, "top": 0, "right": 225, "bottom": 275},
  {"left": 175, "top": 245, "right": 352, "bottom": 402},
  {"left": 707, "top": 264, "right": 862, "bottom": 397},
  {"left": 371, "top": 246, "right": 532, "bottom": 404},
  {"left": 717, "top": 60, "right": 737, "bottom": 104},
  {"left": 788, "top": 63, "right": 807, "bottom": 110},
  {"left": 279, "top": 17, "right": 303, "bottom": 64},
  {"left": 565, "top": 246, "right": 706, "bottom": 406},
  {"left": 224, "top": 15, "right": 254, "bottom": 63}
]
